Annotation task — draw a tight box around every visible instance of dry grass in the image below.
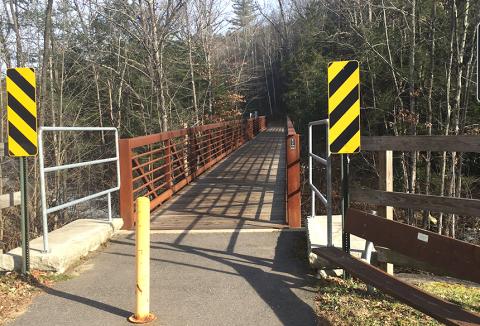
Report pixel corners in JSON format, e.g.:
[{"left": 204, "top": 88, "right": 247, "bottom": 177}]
[{"left": 315, "top": 275, "right": 480, "bottom": 325}]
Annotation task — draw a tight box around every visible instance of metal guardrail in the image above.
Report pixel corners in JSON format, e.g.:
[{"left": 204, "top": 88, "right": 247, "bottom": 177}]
[
  {"left": 38, "top": 127, "right": 120, "bottom": 253},
  {"left": 308, "top": 119, "right": 333, "bottom": 246}
]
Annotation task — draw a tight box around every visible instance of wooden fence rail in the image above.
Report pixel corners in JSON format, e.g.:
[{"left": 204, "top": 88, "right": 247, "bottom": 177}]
[
  {"left": 119, "top": 116, "right": 267, "bottom": 229},
  {"left": 358, "top": 136, "right": 480, "bottom": 219},
  {"left": 362, "top": 135, "right": 480, "bottom": 152},
  {"left": 353, "top": 135, "right": 480, "bottom": 274}
]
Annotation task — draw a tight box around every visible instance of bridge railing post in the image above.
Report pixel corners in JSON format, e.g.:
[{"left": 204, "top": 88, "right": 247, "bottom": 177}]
[
  {"left": 248, "top": 119, "right": 254, "bottom": 140},
  {"left": 286, "top": 117, "right": 301, "bottom": 228},
  {"left": 259, "top": 116, "right": 267, "bottom": 131},
  {"left": 165, "top": 139, "right": 173, "bottom": 189},
  {"left": 207, "top": 129, "right": 212, "bottom": 164},
  {"left": 119, "top": 138, "right": 135, "bottom": 229}
]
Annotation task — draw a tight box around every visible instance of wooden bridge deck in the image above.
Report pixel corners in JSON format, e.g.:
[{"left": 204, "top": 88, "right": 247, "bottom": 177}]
[{"left": 150, "top": 123, "right": 287, "bottom": 230}]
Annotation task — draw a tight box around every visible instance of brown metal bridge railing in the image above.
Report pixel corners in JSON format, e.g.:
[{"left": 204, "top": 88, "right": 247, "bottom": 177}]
[
  {"left": 286, "top": 116, "right": 301, "bottom": 228},
  {"left": 119, "top": 116, "right": 267, "bottom": 229}
]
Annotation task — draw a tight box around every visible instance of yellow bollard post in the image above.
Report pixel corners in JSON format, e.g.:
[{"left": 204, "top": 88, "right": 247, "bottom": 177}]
[{"left": 128, "top": 197, "right": 156, "bottom": 324}]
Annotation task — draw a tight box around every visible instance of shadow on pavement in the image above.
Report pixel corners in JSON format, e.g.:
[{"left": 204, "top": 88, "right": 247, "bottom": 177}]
[{"left": 110, "top": 231, "right": 327, "bottom": 325}]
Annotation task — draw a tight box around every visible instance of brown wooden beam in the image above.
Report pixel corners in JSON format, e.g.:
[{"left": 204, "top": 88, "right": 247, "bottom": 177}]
[
  {"left": 345, "top": 208, "right": 480, "bottom": 284},
  {"left": 362, "top": 136, "right": 480, "bottom": 152},
  {"left": 351, "top": 187, "right": 480, "bottom": 217},
  {"left": 313, "top": 246, "right": 480, "bottom": 326}
]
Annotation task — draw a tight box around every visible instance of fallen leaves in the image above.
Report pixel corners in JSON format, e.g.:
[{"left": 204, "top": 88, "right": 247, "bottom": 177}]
[{"left": 0, "top": 270, "right": 70, "bottom": 325}]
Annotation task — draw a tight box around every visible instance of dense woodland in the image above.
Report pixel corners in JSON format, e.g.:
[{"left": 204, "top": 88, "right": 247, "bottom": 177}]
[{"left": 0, "top": 0, "right": 479, "bottom": 251}]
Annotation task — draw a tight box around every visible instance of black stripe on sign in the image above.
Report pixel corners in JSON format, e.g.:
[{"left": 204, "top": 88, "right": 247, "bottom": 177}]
[
  {"left": 7, "top": 69, "right": 35, "bottom": 101},
  {"left": 7, "top": 93, "right": 37, "bottom": 131},
  {"left": 8, "top": 122, "right": 37, "bottom": 155},
  {"left": 329, "top": 61, "right": 358, "bottom": 97},
  {"left": 330, "top": 116, "right": 359, "bottom": 153},
  {"left": 329, "top": 86, "right": 359, "bottom": 127}
]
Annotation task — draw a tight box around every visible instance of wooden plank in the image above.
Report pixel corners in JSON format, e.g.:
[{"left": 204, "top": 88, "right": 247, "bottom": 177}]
[
  {"left": 362, "top": 136, "right": 480, "bottom": 152},
  {"left": 345, "top": 208, "right": 480, "bottom": 284},
  {"left": 0, "top": 191, "right": 21, "bottom": 209},
  {"left": 313, "top": 246, "right": 480, "bottom": 326},
  {"left": 351, "top": 187, "right": 480, "bottom": 217}
]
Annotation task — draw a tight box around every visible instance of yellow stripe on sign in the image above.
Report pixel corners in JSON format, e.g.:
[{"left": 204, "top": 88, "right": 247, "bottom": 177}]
[
  {"left": 338, "top": 130, "right": 360, "bottom": 154},
  {"left": 328, "top": 99, "right": 360, "bottom": 143},
  {"left": 328, "top": 68, "right": 360, "bottom": 113},
  {"left": 327, "top": 61, "right": 349, "bottom": 84},
  {"left": 16, "top": 68, "right": 36, "bottom": 87},
  {"left": 7, "top": 136, "right": 29, "bottom": 156},
  {"left": 7, "top": 106, "right": 38, "bottom": 146},
  {"left": 6, "top": 77, "right": 37, "bottom": 117}
]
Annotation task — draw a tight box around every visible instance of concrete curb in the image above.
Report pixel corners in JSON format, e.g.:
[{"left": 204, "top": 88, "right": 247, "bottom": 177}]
[
  {"left": 0, "top": 218, "right": 123, "bottom": 273},
  {"left": 306, "top": 215, "right": 368, "bottom": 270}
]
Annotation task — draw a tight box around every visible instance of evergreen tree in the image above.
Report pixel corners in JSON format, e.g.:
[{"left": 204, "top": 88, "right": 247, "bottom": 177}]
[{"left": 230, "top": 0, "right": 256, "bottom": 31}]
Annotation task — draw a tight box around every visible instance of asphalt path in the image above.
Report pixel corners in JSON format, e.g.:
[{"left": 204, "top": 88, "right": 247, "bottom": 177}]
[{"left": 12, "top": 230, "right": 320, "bottom": 326}]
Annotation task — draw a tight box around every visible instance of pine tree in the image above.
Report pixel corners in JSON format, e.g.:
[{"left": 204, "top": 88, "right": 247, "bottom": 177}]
[{"left": 230, "top": 0, "right": 256, "bottom": 31}]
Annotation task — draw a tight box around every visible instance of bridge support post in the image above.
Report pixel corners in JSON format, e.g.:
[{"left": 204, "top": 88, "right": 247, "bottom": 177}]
[
  {"left": 119, "top": 139, "right": 135, "bottom": 230},
  {"left": 286, "top": 132, "right": 301, "bottom": 228}
]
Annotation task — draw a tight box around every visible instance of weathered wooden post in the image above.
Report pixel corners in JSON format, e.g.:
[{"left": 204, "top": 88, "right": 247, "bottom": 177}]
[{"left": 378, "top": 150, "right": 394, "bottom": 275}]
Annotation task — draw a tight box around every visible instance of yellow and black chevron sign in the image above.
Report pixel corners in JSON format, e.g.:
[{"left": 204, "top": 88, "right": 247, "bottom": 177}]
[
  {"left": 6, "top": 68, "right": 37, "bottom": 157},
  {"left": 328, "top": 61, "right": 360, "bottom": 154}
]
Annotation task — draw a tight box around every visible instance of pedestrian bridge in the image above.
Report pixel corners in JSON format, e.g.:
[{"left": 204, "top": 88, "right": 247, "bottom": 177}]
[{"left": 118, "top": 116, "right": 301, "bottom": 231}]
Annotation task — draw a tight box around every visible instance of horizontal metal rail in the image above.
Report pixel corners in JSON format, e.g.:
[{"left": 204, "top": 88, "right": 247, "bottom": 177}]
[
  {"left": 309, "top": 182, "right": 327, "bottom": 205},
  {"left": 309, "top": 119, "right": 329, "bottom": 126},
  {"left": 308, "top": 119, "right": 333, "bottom": 247},
  {"left": 39, "top": 127, "right": 120, "bottom": 253},
  {"left": 44, "top": 157, "right": 118, "bottom": 173},
  {"left": 41, "top": 126, "right": 118, "bottom": 132},
  {"left": 309, "top": 152, "right": 327, "bottom": 165}
]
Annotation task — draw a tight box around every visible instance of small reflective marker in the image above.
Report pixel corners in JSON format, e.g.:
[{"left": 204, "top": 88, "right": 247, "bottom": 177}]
[{"left": 417, "top": 233, "right": 429, "bottom": 243}]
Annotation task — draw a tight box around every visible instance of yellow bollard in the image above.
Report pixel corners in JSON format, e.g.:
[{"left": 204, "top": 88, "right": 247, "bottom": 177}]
[{"left": 128, "top": 197, "right": 156, "bottom": 324}]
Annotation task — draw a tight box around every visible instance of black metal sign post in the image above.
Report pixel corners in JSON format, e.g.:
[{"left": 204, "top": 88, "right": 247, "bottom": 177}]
[
  {"left": 341, "top": 154, "right": 351, "bottom": 279},
  {"left": 7, "top": 67, "right": 37, "bottom": 275},
  {"left": 19, "top": 157, "right": 29, "bottom": 274}
]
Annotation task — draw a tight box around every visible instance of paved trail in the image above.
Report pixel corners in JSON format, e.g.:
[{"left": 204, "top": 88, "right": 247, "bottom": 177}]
[{"left": 12, "top": 231, "right": 320, "bottom": 326}]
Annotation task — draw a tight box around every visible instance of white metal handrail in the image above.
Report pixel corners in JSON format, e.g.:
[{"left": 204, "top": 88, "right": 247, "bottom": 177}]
[
  {"left": 308, "top": 118, "right": 333, "bottom": 247},
  {"left": 38, "top": 126, "right": 120, "bottom": 253}
]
